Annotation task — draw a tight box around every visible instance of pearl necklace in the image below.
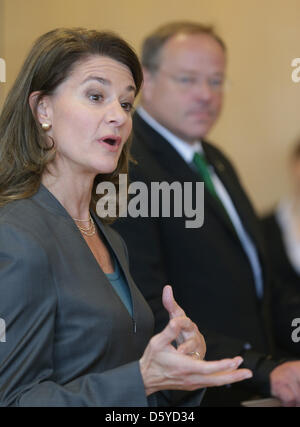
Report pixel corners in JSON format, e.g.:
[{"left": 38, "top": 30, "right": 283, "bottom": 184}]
[{"left": 72, "top": 214, "right": 96, "bottom": 237}]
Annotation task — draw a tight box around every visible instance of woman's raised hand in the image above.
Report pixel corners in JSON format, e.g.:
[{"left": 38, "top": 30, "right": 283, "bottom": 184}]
[
  {"left": 139, "top": 285, "right": 252, "bottom": 396},
  {"left": 162, "top": 285, "right": 206, "bottom": 359}
]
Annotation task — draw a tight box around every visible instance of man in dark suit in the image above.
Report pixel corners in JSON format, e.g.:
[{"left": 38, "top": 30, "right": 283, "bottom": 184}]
[{"left": 113, "top": 21, "right": 300, "bottom": 406}]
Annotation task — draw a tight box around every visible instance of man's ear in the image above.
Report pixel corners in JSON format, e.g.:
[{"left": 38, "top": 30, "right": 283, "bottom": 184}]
[{"left": 28, "top": 91, "right": 52, "bottom": 126}]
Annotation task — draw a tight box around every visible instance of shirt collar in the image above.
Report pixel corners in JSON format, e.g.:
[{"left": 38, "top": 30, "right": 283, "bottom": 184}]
[{"left": 137, "top": 106, "right": 203, "bottom": 163}]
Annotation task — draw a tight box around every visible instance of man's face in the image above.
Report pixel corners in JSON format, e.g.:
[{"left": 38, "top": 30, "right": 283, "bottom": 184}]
[{"left": 142, "top": 33, "right": 226, "bottom": 143}]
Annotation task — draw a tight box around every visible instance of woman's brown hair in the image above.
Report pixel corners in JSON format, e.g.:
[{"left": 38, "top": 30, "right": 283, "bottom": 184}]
[{"left": 0, "top": 28, "right": 143, "bottom": 222}]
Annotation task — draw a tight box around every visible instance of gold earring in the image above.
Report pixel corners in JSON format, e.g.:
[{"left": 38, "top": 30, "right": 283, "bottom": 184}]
[{"left": 41, "top": 123, "right": 51, "bottom": 131}]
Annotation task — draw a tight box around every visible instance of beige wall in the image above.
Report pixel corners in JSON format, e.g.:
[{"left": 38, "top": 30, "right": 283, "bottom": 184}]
[
  {"left": 0, "top": 0, "right": 5, "bottom": 106},
  {"left": 1, "top": 0, "right": 300, "bottom": 213}
]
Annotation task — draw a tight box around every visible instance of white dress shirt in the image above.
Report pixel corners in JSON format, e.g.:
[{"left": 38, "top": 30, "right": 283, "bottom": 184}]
[
  {"left": 276, "top": 198, "right": 300, "bottom": 275},
  {"left": 137, "top": 107, "right": 264, "bottom": 298}
]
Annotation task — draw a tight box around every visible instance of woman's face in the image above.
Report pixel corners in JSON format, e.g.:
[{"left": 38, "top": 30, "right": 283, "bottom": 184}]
[{"left": 40, "top": 55, "right": 136, "bottom": 176}]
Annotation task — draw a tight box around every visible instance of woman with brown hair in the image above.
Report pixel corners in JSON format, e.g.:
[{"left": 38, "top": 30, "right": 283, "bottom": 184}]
[{"left": 0, "top": 28, "right": 251, "bottom": 407}]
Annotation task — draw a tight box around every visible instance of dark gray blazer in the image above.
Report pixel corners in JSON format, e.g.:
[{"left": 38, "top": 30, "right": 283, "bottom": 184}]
[{"left": 0, "top": 184, "right": 157, "bottom": 407}]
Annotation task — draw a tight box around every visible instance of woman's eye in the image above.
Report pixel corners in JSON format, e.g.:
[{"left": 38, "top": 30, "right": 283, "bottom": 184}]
[
  {"left": 89, "top": 94, "right": 102, "bottom": 102},
  {"left": 121, "top": 102, "right": 133, "bottom": 112}
]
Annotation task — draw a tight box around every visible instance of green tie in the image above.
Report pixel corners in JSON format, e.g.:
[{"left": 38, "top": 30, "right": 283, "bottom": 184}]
[
  {"left": 193, "top": 152, "right": 233, "bottom": 226},
  {"left": 193, "top": 152, "right": 219, "bottom": 200}
]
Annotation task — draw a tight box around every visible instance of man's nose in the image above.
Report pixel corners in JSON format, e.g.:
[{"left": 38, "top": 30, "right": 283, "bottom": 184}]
[{"left": 193, "top": 80, "right": 214, "bottom": 101}]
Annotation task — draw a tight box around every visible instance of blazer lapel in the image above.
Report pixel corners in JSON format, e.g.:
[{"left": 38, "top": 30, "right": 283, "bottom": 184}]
[
  {"left": 94, "top": 218, "right": 130, "bottom": 274},
  {"left": 92, "top": 214, "right": 138, "bottom": 317}
]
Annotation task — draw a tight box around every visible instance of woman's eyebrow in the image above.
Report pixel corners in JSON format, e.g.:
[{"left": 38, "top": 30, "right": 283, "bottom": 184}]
[
  {"left": 81, "top": 76, "right": 110, "bottom": 86},
  {"left": 81, "top": 76, "right": 136, "bottom": 94}
]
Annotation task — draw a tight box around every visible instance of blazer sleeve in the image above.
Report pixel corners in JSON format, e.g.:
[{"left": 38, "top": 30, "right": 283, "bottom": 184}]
[{"left": 0, "top": 222, "right": 149, "bottom": 407}]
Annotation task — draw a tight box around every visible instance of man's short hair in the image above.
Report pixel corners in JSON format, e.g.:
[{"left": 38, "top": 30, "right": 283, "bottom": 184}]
[{"left": 141, "top": 21, "right": 226, "bottom": 72}]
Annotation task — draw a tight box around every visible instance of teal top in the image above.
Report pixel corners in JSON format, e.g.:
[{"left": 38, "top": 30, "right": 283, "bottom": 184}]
[{"left": 106, "top": 255, "right": 133, "bottom": 317}]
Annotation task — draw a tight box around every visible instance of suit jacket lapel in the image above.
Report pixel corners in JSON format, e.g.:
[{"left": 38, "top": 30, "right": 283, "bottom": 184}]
[
  {"left": 133, "top": 113, "right": 237, "bottom": 235},
  {"left": 203, "top": 141, "right": 265, "bottom": 256},
  {"left": 133, "top": 112, "right": 196, "bottom": 182}
]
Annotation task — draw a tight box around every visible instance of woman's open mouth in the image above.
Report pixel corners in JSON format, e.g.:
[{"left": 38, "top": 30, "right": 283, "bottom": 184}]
[{"left": 97, "top": 135, "right": 122, "bottom": 152}]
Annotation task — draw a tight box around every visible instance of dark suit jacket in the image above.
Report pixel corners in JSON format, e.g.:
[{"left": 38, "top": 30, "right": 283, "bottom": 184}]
[
  {"left": 261, "top": 212, "right": 300, "bottom": 291},
  {"left": 0, "top": 184, "right": 203, "bottom": 407},
  {"left": 113, "top": 112, "right": 286, "bottom": 403},
  {"left": 261, "top": 212, "right": 300, "bottom": 357}
]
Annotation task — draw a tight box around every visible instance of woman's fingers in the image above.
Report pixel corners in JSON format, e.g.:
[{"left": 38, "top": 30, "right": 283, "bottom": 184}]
[
  {"left": 162, "top": 285, "right": 201, "bottom": 348},
  {"left": 154, "top": 316, "right": 194, "bottom": 349},
  {"left": 194, "top": 356, "right": 244, "bottom": 375},
  {"left": 179, "top": 356, "right": 252, "bottom": 389},
  {"left": 140, "top": 320, "right": 253, "bottom": 395},
  {"left": 145, "top": 294, "right": 253, "bottom": 393},
  {"left": 201, "top": 367, "right": 253, "bottom": 387},
  {"left": 177, "top": 337, "right": 206, "bottom": 359},
  {"left": 153, "top": 318, "right": 247, "bottom": 378},
  {"left": 157, "top": 314, "right": 206, "bottom": 359},
  {"left": 162, "top": 285, "right": 185, "bottom": 319}
]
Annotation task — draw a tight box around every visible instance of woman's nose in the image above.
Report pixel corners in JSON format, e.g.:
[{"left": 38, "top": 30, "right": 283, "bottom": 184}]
[{"left": 104, "top": 100, "right": 128, "bottom": 127}]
